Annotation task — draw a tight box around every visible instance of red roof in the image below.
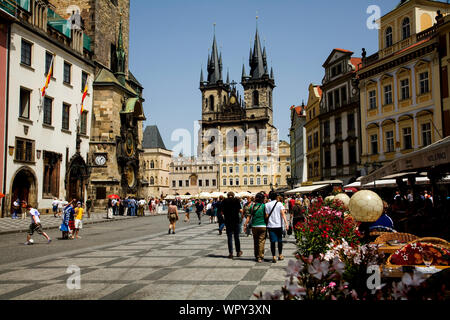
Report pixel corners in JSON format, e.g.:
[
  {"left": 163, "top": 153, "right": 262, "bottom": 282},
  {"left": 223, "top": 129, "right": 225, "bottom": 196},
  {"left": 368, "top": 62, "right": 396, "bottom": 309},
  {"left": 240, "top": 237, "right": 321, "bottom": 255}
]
[
  {"left": 335, "top": 48, "right": 354, "bottom": 54},
  {"left": 350, "top": 57, "right": 363, "bottom": 71}
]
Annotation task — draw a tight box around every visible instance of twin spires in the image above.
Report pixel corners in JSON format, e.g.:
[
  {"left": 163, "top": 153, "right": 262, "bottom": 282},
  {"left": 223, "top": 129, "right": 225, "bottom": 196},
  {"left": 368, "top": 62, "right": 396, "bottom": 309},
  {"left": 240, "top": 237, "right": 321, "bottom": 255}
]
[{"left": 200, "top": 24, "right": 275, "bottom": 87}]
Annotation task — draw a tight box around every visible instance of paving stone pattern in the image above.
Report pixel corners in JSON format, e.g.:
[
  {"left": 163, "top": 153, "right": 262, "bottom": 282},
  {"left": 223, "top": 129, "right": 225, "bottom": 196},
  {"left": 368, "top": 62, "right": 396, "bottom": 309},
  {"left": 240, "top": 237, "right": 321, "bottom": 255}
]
[
  {"left": 0, "top": 223, "right": 297, "bottom": 300},
  {"left": 0, "top": 211, "right": 163, "bottom": 235}
]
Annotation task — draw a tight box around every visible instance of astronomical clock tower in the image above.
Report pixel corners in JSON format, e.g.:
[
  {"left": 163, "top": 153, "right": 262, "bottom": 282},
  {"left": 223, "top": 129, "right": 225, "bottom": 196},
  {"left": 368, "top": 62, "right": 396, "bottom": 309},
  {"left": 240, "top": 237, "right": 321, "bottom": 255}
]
[{"left": 87, "top": 19, "right": 146, "bottom": 208}]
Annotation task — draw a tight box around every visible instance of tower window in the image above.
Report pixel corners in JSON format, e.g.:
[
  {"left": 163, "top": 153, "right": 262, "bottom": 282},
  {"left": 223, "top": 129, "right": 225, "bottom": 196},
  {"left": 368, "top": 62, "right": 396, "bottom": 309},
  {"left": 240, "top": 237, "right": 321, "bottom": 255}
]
[
  {"left": 209, "top": 95, "right": 214, "bottom": 111},
  {"left": 253, "top": 90, "right": 259, "bottom": 106}
]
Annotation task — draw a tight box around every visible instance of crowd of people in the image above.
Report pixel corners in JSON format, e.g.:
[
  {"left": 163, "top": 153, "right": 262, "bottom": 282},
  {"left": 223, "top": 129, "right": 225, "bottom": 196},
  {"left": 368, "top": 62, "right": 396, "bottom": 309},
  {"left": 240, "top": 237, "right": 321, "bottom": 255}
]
[{"left": 105, "top": 197, "right": 168, "bottom": 218}]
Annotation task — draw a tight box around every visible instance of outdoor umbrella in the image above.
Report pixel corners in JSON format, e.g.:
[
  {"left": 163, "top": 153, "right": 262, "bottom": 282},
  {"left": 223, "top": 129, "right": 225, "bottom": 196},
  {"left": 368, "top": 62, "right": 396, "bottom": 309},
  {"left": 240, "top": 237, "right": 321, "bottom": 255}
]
[
  {"left": 344, "top": 187, "right": 359, "bottom": 193},
  {"left": 0, "top": 193, "right": 4, "bottom": 199},
  {"left": 108, "top": 194, "right": 120, "bottom": 199}
]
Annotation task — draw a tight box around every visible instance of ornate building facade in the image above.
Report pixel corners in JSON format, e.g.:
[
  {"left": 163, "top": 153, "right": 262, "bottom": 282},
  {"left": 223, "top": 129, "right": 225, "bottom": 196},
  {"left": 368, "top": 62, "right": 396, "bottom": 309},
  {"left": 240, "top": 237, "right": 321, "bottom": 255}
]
[
  {"left": 2, "top": 0, "right": 95, "bottom": 216},
  {"left": 358, "top": 0, "right": 449, "bottom": 175},
  {"left": 319, "top": 49, "right": 361, "bottom": 185},
  {"left": 305, "top": 84, "right": 323, "bottom": 183}
]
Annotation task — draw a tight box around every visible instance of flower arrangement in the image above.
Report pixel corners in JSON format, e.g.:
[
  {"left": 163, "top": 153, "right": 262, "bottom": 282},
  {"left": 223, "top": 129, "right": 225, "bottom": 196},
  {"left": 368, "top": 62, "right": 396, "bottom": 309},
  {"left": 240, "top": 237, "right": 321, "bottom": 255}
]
[
  {"left": 295, "top": 206, "right": 361, "bottom": 257},
  {"left": 389, "top": 242, "right": 450, "bottom": 266},
  {"left": 255, "top": 255, "right": 434, "bottom": 301}
]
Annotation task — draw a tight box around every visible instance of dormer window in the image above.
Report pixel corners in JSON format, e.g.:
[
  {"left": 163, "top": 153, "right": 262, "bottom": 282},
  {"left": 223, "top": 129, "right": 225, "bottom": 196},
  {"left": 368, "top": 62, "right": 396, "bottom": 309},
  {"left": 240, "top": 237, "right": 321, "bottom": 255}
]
[
  {"left": 331, "top": 64, "right": 342, "bottom": 77},
  {"left": 386, "top": 27, "right": 393, "bottom": 47},
  {"left": 402, "top": 18, "right": 411, "bottom": 40}
]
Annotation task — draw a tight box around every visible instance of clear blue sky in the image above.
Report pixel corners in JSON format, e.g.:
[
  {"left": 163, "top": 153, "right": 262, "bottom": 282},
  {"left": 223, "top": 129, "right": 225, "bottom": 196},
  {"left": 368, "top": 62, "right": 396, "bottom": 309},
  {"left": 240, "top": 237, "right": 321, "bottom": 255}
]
[{"left": 128, "top": 0, "right": 403, "bottom": 155}]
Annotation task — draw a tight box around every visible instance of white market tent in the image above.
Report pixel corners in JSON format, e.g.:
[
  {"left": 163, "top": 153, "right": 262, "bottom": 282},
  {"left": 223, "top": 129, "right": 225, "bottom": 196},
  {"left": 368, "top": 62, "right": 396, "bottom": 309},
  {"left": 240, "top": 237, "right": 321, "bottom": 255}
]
[
  {"left": 344, "top": 176, "right": 450, "bottom": 189},
  {"left": 285, "top": 184, "right": 329, "bottom": 195}
]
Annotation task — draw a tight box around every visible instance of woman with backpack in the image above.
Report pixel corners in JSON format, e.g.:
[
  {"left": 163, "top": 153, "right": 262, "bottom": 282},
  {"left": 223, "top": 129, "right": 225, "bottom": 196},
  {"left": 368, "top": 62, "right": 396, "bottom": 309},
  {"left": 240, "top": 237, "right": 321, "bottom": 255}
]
[
  {"left": 167, "top": 201, "right": 179, "bottom": 234},
  {"left": 243, "top": 193, "right": 267, "bottom": 263}
]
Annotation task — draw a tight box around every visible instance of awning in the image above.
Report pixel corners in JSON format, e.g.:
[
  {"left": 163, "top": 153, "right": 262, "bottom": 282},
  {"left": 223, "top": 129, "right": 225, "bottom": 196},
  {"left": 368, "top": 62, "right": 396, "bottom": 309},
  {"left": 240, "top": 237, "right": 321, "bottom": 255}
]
[
  {"left": 285, "top": 184, "right": 329, "bottom": 195},
  {"left": 361, "top": 136, "right": 450, "bottom": 185},
  {"left": 363, "top": 176, "right": 450, "bottom": 188},
  {"left": 344, "top": 181, "right": 361, "bottom": 188}
]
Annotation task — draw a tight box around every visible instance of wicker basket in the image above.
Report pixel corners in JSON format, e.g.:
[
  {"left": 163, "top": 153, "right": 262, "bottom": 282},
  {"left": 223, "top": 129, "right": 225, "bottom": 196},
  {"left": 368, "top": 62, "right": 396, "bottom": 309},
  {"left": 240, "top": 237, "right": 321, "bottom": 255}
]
[
  {"left": 373, "top": 232, "right": 419, "bottom": 245},
  {"left": 407, "top": 237, "right": 450, "bottom": 249},
  {"left": 386, "top": 239, "right": 450, "bottom": 268}
]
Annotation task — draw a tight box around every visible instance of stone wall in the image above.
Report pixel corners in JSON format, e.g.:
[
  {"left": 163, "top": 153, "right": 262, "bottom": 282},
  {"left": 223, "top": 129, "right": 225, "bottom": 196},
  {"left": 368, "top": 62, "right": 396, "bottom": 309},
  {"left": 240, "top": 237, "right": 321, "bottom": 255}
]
[{"left": 50, "top": 0, "right": 130, "bottom": 72}]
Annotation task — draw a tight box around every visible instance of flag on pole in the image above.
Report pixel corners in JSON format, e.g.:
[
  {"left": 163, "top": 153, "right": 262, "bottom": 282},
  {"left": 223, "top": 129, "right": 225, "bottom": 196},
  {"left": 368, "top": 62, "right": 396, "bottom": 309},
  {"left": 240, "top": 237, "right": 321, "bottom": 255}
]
[
  {"left": 81, "top": 76, "right": 88, "bottom": 115},
  {"left": 41, "top": 55, "right": 54, "bottom": 98}
]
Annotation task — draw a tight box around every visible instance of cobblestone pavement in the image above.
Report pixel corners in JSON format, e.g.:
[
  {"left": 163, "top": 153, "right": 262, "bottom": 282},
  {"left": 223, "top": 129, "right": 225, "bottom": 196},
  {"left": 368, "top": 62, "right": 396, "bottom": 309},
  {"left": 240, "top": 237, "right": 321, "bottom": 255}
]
[
  {"left": 0, "top": 210, "right": 166, "bottom": 235},
  {"left": 0, "top": 222, "right": 297, "bottom": 300}
]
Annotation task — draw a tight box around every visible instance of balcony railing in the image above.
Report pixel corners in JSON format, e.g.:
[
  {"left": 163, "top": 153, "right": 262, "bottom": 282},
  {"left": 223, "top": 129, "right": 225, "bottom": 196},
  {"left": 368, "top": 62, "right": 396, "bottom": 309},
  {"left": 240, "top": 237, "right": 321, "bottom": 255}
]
[
  {"left": 0, "top": 0, "right": 16, "bottom": 15},
  {"left": 362, "top": 25, "right": 437, "bottom": 67}
]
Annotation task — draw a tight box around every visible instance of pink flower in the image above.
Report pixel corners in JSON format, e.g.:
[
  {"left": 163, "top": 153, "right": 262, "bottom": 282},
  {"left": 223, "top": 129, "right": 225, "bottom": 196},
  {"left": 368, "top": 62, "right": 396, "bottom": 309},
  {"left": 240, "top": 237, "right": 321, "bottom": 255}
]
[
  {"left": 286, "top": 259, "right": 304, "bottom": 277},
  {"left": 308, "top": 258, "right": 330, "bottom": 280},
  {"left": 328, "top": 282, "right": 337, "bottom": 288}
]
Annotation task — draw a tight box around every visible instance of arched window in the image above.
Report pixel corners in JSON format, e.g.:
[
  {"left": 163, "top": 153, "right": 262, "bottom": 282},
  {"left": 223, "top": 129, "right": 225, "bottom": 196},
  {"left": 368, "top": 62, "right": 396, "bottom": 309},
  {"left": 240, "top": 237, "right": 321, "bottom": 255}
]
[
  {"left": 269, "top": 91, "right": 272, "bottom": 108},
  {"left": 150, "top": 160, "right": 155, "bottom": 169},
  {"left": 150, "top": 176, "right": 154, "bottom": 185},
  {"left": 253, "top": 90, "right": 259, "bottom": 106},
  {"left": 209, "top": 95, "right": 214, "bottom": 111},
  {"left": 223, "top": 96, "right": 227, "bottom": 105},
  {"left": 402, "top": 18, "right": 410, "bottom": 40},
  {"left": 385, "top": 27, "right": 393, "bottom": 47}
]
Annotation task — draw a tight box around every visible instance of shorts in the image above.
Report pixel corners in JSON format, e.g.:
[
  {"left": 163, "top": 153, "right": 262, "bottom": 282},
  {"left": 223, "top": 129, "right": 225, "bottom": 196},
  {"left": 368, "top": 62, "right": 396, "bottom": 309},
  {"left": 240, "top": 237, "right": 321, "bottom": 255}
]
[
  {"left": 69, "top": 220, "right": 75, "bottom": 231},
  {"left": 268, "top": 228, "right": 283, "bottom": 243},
  {"left": 75, "top": 219, "right": 83, "bottom": 229},
  {"left": 52, "top": 206, "right": 58, "bottom": 213},
  {"left": 28, "top": 223, "right": 43, "bottom": 236},
  {"left": 169, "top": 217, "right": 177, "bottom": 224}
]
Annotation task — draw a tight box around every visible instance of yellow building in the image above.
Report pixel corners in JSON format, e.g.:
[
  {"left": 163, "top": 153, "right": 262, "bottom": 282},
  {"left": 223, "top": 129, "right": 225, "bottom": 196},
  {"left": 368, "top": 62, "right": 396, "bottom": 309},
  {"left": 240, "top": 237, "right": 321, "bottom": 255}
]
[
  {"left": 436, "top": 12, "right": 450, "bottom": 137},
  {"left": 358, "top": 0, "right": 449, "bottom": 174},
  {"left": 305, "top": 84, "right": 322, "bottom": 182}
]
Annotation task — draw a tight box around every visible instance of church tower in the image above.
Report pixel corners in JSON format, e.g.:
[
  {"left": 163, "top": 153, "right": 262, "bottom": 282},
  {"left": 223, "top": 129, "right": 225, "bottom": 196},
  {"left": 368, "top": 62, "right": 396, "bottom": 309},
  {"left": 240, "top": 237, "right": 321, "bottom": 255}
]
[
  {"left": 241, "top": 26, "right": 275, "bottom": 126},
  {"left": 200, "top": 32, "right": 230, "bottom": 122}
]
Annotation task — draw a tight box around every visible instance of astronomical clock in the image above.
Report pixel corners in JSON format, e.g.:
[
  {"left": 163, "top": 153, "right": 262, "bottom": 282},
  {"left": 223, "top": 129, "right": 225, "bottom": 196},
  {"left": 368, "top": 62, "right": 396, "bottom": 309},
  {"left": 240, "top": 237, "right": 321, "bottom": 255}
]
[{"left": 117, "top": 100, "right": 144, "bottom": 194}]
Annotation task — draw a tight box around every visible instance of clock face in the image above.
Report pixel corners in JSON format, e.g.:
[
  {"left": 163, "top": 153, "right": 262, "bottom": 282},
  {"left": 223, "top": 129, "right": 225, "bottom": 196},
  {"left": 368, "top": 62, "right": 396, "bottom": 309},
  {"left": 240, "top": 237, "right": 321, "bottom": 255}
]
[
  {"left": 95, "top": 155, "right": 106, "bottom": 166},
  {"left": 230, "top": 96, "right": 236, "bottom": 104},
  {"left": 125, "top": 133, "right": 135, "bottom": 157}
]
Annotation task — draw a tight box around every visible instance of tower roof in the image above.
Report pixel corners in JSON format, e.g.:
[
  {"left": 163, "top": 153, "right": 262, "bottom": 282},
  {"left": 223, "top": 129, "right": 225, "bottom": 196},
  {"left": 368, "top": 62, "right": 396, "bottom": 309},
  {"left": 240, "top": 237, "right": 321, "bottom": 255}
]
[
  {"left": 143, "top": 125, "right": 167, "bottom": 150},
  {"left": 249, "top": 27, "right": 266, "bottom": 79},
  {"left": 207, "top": 33, "right": 222, "bottom": 84}
]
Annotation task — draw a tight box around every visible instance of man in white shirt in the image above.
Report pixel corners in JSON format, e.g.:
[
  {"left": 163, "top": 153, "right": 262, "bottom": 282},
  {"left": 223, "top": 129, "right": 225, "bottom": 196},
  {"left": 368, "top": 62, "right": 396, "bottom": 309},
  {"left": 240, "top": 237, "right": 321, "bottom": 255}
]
[
  {"left": 52, "top": 198, "right": 59, "bottom": 217},
  {"left": 25, "top": 205, "right": 51, "bottom": 245},
  {"left": 265, "top": 191, "right": 289, "bottom": 263},
  {"left": 138, "top": 198, "right": 146, "bottom": 216}
]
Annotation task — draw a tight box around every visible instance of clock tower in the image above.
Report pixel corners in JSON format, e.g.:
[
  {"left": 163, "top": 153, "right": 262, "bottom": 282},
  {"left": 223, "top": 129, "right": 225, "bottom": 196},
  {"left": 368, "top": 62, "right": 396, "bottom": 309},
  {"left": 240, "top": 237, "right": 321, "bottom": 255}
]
[{"left": 87, "top": 17, "right": 146, "bottom": 208}]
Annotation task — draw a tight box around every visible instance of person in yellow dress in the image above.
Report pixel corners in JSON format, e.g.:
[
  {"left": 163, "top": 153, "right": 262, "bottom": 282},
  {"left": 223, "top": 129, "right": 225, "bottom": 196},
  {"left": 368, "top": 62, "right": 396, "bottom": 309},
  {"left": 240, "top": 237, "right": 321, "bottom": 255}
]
[{"left": 74, "top": 202, "right": 84, "bottom": 239}]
